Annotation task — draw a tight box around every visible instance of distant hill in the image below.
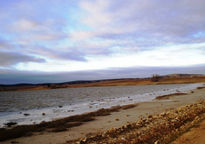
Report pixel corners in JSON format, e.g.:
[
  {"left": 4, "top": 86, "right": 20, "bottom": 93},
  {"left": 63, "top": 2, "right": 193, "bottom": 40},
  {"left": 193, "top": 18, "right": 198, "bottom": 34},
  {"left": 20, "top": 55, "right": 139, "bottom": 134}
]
[
  {"left": 0, "top": 74, "right": 205, "bottom": 92},
  {"left": 166, "top": 74, "right": 204, "bottom": 78}
]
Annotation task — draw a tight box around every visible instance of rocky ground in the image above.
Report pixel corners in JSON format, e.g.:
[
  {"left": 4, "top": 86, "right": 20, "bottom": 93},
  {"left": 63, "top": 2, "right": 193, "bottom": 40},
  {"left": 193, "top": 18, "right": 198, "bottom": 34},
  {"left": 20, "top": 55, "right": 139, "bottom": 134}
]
[{"left": 71, "top": 100, "right": 205, "bottom": 144}]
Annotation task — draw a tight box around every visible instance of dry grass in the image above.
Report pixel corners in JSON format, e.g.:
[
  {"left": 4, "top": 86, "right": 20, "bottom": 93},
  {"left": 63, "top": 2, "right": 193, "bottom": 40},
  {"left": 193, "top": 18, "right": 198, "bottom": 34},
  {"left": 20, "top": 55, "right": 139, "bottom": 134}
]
[
  {"left": 1, "top": 76, "right": 205, "bottom": 91},
  {"left": 197, "top": 86, "right": 205, "bottom": 90},
  {"left": 121, "top": 104, "right": 137, "bottom": 110},
  {"left": 67, "top": 77, "right": 205, "bottom": 88},
  {"left": 155, "top": 93, "right": 187, "bottom": 100}
]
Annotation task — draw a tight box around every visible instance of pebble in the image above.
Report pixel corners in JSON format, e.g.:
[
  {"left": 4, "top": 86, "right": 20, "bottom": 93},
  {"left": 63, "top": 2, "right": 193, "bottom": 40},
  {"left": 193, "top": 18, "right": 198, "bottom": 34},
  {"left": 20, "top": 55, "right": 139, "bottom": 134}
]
[
  {"left": 5, "top": 122, "right": 17, "bottom": 127},
  {"left": 24, "top": 113, "right": 30, "bottom": 116}
]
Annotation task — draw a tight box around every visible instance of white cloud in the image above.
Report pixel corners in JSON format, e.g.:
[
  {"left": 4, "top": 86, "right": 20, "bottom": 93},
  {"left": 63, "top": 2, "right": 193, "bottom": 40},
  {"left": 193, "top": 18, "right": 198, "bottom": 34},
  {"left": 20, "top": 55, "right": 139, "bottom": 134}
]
[
  {"left": 70, "top": 31, "right": 95, "bottom": 41},
  {"left": 78, "top": 0, "right": 205, "bottom": 41},
  {"left": 15, "top": 42, "right": 205, "bottom": 72},
  {"left": 13, "top": 19, "right": 38, "bottom": 32}
]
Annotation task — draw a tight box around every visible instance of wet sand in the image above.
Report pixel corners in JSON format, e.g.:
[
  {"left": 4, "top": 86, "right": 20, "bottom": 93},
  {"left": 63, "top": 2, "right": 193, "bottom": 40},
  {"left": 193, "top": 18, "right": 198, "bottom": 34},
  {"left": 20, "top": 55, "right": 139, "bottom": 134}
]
[{"left": 1, "top": 87, "right": 205, "bottom": 144}]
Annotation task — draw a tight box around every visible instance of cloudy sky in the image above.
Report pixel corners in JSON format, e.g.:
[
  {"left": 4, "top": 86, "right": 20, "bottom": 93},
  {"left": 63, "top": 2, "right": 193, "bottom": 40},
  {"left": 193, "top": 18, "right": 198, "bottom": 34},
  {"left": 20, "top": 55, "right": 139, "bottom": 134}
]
[{"left": 0, "top": 0, "right": 205, "bottom": 84}]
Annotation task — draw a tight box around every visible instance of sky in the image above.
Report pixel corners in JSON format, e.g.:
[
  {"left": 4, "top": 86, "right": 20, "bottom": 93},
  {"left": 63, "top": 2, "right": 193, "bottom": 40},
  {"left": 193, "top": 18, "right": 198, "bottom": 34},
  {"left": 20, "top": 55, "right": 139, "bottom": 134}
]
[{"left": 0, "top": 0, "right": 205, "bottom": 84}]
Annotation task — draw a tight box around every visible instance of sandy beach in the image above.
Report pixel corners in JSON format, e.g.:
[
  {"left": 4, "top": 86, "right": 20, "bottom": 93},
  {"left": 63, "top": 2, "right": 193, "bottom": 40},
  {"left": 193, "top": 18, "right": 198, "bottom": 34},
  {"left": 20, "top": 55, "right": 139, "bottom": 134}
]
[
  {"left": 172, "top": 119, "right": 205, "bottom": 144},
  {"left": 0, "top": 85, "right": 204, "bottom": 144}
]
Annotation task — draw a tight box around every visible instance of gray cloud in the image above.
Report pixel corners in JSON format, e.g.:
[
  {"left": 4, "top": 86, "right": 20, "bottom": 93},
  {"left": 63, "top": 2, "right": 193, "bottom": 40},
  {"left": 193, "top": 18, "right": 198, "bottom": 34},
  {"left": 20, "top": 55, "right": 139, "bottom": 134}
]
[
  {"left": 24, "top": 46, "right": 87, "bottom": 61},
  {"left": 0, "top": 51, "right": 45, "bottom": 66},
  {"left": 79, "top": 0, "right": 205, "bottom": 45},
  {"left": 0, "top": 39, "right": 10, "bottom": 48},
  {"left": 0, "top": 0, "right": 205, "bottom": 72},
  {"left": 0, "top": 65, "right": 205, "bottom": 84}
]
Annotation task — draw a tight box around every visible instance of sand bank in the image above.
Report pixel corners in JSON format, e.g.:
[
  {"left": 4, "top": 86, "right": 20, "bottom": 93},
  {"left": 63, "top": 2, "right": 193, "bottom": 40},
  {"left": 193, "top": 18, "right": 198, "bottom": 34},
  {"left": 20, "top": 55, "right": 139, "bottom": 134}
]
[{"left": 1, "top": 87, "right": 205, "bottom": 144}]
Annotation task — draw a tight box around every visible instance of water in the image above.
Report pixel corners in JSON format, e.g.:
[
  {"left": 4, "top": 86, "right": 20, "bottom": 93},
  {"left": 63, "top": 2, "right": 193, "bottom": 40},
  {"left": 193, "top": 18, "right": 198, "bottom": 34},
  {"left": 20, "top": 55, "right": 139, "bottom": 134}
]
[{"left": 0, "top": 83, "right": 203, "bottom": 127}]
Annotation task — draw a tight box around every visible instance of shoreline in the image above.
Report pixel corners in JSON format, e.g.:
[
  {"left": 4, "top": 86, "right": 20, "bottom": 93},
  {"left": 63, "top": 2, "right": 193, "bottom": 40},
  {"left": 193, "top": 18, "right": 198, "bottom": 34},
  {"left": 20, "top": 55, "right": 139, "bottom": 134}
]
[
  {"left": 0, "top": 85, "right": 205, "bottom": 143},
  {"left": 0, "top": 83, "right": 202, "bottom": 128},
  {"left": 0, "top": 103, "right": 138, "bottom": 141}
]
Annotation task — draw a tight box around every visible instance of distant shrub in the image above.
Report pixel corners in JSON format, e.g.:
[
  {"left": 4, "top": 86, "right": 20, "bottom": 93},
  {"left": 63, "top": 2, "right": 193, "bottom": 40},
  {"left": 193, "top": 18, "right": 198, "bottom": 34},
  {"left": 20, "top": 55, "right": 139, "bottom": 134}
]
[{"left": 151, "top": 74, "right": 160, "bottom": 82}]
